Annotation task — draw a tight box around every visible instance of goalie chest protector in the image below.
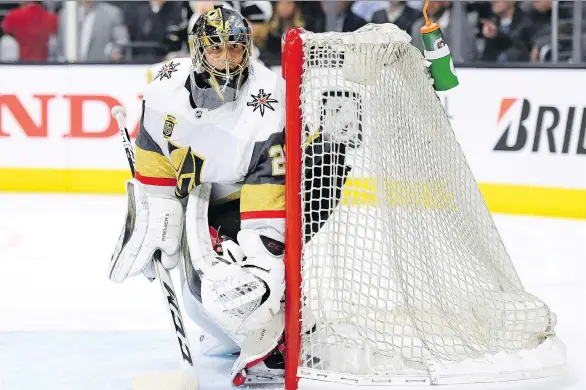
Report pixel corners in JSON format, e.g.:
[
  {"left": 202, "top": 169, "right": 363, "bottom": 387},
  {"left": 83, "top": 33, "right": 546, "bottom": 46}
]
[{"left": 142, "top": 58, "right": 286, "bottom": 201}]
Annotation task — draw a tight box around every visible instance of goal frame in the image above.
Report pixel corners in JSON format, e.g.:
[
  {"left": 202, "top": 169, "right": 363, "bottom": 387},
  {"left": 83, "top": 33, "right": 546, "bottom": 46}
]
[
  {"left": 283, "top": 27, "right": 304, "bottom": 390},
  {"left": 280, "top": 26, "right": 565, "bottom": 390}
]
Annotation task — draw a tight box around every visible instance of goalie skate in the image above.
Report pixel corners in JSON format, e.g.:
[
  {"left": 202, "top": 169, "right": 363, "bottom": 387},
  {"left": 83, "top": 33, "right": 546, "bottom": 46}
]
[
  {"left": 232, "top": 339, "right": 286, "bottom": 386},
  {"left": 232, "top": 328, "right": 320, "bottom": 387}
]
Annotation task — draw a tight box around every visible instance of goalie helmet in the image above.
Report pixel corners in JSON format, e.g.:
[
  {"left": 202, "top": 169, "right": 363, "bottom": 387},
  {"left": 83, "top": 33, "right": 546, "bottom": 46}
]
[{"left": 188, "top": 5, "right": 252, "bottom": 111}]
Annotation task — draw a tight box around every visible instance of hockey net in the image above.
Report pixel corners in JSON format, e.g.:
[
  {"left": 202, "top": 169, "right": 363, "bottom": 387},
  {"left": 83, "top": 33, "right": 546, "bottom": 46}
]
[{"left": 282, "top": 24, "right": 565, "bottom": 389}]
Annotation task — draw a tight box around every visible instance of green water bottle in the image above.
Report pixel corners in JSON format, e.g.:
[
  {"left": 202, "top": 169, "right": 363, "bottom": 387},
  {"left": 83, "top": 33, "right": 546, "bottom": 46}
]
[{"left": 421, "top": 23, "right": 459, "bottom": 91}]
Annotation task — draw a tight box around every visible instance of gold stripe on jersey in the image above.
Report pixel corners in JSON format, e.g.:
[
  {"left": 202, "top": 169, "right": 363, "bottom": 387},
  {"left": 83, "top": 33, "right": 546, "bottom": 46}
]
[
  {"left": 135, "top": 146, "right": 176, "bottom": 179},
  {"left": 241, "top": 183, "right": 285, "bottom": 212}
]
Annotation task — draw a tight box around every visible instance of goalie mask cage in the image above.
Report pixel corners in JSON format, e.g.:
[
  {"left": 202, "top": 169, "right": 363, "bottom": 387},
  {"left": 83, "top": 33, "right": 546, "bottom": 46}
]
[{"left": 282, "top": 25, "right": 565, "bottom": 389}]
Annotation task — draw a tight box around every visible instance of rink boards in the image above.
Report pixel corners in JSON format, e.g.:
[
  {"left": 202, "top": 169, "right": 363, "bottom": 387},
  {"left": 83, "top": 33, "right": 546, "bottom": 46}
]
[{"left": 0, "top": 64, "right": 585, "bottom": 218}]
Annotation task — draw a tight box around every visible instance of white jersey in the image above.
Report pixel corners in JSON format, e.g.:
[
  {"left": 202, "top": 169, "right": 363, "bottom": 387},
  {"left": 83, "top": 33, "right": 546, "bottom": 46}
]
[{"left": 135, "top": 58, "right": 286, "bottom": 238}]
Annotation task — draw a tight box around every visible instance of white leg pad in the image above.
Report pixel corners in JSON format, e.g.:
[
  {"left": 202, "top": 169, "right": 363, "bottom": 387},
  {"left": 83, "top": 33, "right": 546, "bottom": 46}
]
[
  {"left": 180, "top": 183, "right": 258, "bottom": 352},
  {"left": 180, "top": 184, "right": 271, "bottom": 359}
]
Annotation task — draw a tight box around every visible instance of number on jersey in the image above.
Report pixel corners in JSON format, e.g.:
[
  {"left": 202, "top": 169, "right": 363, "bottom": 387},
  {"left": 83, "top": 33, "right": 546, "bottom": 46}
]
[{"left": 269, "top": 145, "right": 285, "bottom": 176}]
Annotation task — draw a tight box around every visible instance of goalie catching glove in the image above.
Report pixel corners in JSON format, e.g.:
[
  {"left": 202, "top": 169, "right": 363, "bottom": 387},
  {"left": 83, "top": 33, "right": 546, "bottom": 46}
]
[
  {"left": 108, "top": 179, "right": 184, "bottom": 283},
  {"left": 238, "top": 229, "right": 286, "bottom": 330},
  {"left": 201, "top": 229, "right": 285, "bottom": 333}
]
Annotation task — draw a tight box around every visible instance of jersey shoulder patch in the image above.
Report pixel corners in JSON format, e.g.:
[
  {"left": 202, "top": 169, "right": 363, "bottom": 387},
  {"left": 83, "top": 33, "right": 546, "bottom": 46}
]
[
  {"left": 151, "top": 58, "right": 187, "bottom": 82},
  {"left": 243, "top": 63, "right": 286, "bottom": 141},
  {"left": 143, "top": 58, "right": 192, "bottom": 107}
]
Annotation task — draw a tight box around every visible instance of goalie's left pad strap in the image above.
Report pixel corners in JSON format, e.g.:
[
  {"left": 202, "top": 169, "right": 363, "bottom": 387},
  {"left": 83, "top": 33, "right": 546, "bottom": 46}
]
[{"left": 108, "top": 179, "right": 183, "bottom": 283}]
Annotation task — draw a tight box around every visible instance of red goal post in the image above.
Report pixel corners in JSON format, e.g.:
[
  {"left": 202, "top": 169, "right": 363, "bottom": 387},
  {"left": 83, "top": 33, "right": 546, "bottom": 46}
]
[{"left": 282, "top": 27, "right": 304, "bottom": 390}]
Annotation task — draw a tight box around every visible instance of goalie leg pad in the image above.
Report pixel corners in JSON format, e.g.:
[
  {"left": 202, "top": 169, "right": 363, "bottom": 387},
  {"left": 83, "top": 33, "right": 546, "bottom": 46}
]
[
  {"left": 181, "top": 183, "right": 266, "bottom": 347},
  {"left": 181, "top": 184, "right": 282, "bottom": 362},
  {"left": 184, "top": 183, "right": 218, "bottom": 275}
]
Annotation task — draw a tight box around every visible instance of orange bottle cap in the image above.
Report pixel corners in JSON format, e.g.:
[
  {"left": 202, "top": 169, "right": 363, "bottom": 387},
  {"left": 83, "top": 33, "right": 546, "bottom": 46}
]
[{"left": 420, "top": 22, "right": 440, "bottom": 34}]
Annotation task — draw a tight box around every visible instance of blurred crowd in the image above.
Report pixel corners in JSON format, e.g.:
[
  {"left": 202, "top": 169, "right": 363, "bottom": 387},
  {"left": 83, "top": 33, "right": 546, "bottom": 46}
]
[{"left": 0, "top": 0, "right": 584, "bottom": 65}]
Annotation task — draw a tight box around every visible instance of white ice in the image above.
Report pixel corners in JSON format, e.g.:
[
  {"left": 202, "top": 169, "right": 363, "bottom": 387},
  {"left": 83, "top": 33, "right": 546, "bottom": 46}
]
[{"left": 0, "top": 194, "right": 584, "bottom": 390}]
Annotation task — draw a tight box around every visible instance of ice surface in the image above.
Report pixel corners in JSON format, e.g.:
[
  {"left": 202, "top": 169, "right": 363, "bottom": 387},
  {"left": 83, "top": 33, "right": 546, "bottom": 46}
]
[{"left": 0, "top": 194, "right": 583, "bottom": 390}]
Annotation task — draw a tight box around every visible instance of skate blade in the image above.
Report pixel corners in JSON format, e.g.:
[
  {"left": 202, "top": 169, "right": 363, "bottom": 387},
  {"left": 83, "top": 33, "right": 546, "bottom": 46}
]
[{"left": 242, "top": 370, "right": 285, "bottom": 385}]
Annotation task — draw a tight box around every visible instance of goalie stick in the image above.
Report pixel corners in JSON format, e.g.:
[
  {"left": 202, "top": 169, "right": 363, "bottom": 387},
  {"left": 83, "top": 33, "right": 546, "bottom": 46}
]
[{"left": 111, "top": 106, "right": 199, "bottom": 390}]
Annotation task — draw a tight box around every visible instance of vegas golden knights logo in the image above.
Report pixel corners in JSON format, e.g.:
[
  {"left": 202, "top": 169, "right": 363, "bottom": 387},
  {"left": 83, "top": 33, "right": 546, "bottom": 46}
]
[
  {"left": 163, "top": 114, "right": 178, "bottom": 139},
  {"left": 168, "top": 140, "right": 206, "bottom": 199}
]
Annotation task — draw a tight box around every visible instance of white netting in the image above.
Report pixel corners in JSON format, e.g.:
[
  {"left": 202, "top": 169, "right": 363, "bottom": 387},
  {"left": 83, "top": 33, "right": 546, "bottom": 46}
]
[{"left": 296, "top": 24, "right": 564, "bottom": 385}]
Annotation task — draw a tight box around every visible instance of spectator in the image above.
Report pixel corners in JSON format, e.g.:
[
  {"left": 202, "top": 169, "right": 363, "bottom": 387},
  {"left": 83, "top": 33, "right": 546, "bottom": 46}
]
[
  {"left": 310, "top": 1, "right": 367, "bottom": 33},
  {"left": 257, "top": 1, "right": 307, "bottom": 67},
  {"left": 528, "top": 1, "right": 573, "bottom": 63},
  {"left": 124, "top": 0, "right": 185, "bottom": 61},
  {"left": 410, "top": 1, "right": 476, "bottom": 63},
  {"left": 371, "top": 1, "right": 422, "bottom": 34},
  {"left": 466, "top": 1, "right": 493, "bottom": 39},
  {"left": 56, "top": 0, "right": 129, "bottom": 62},
  {"left": 1, "top": 1, "right": 57, "bottom": 61},
  {"left": 529, "top": 1, "right": 553, "bottom": 63},
  {"left": 479, "top": 0, "right": 533, "bottom": 62},
  {"left": 0, "top": 2, "right": 20, "bottom": 37}
]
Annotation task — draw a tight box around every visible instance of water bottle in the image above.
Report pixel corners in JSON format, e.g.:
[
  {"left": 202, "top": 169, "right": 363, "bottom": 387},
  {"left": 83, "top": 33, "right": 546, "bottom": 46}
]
[{"left": 420, "top": 23, "right": 459, "bottom": 91}]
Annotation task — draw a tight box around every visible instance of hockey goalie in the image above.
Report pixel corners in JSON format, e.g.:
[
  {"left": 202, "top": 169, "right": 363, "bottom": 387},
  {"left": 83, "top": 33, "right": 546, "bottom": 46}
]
[{"left": 107, "top": 5, "right": 350, "bottom": 387}]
